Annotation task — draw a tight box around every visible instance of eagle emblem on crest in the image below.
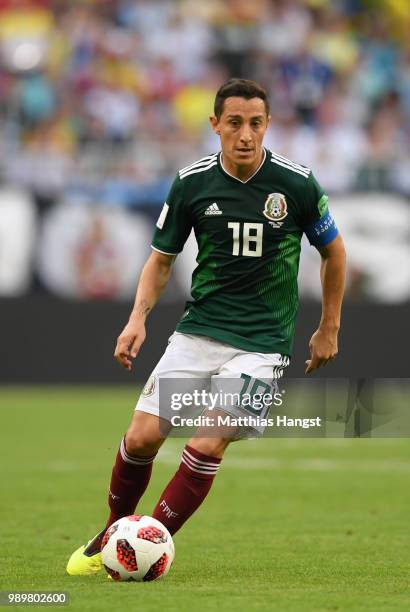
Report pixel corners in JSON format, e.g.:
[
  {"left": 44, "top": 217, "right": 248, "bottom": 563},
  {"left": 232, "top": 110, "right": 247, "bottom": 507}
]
[
  {"left": 141, "top": 375, "right": 156, "bottom": 397},
  {"left": 263, "top": 193, "right": 288, "bottom": 221}
]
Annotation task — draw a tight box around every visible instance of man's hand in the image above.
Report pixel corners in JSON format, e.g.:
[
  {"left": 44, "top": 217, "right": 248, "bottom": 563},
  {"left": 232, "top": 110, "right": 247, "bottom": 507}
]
[
  {"left": 114, "top": 318, "right": 146, "bottom": 371},
  {"left": 307, "top": 234, "right": 345, "bottom": 375},
  {"left": 305, "top": 325, "right": 338, "bottom": 374}
]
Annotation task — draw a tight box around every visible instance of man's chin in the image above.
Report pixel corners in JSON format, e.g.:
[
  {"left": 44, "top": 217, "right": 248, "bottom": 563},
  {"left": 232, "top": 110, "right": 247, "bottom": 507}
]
[{"left": 234, "top": 151, "right": 256, "bottom": 164}]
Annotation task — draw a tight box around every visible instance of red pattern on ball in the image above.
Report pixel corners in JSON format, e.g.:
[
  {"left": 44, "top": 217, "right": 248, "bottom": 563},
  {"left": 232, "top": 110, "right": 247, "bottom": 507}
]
[
  {"left": 116, "top": 539, "right": 138, "bottom": 572},
  {"left": 101, "top": 523, "right": 119, "bottom": 550},
  {"left": 127, "top": 515, "right": 143, "bottom": 522},
  {"left": 137, "top": 526, "right": 167, "bottom": 544},
  {"left": 143, "top": 553, "right": 169, "bottom": 581},
  {"left": 104, "top": 565, "right": 121, "bottom": 581}
]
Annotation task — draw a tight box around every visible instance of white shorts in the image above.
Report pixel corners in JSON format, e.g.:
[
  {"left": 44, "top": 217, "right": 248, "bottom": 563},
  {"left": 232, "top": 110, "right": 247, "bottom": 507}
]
[{"left": 136, "top": 332, "right": 290, "bottom": 438}]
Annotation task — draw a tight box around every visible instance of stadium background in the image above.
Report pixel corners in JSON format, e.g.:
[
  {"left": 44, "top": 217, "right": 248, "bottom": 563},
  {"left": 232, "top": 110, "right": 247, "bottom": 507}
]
[{"left": 0, "top": 0, "right": 409, "bottom": 382}]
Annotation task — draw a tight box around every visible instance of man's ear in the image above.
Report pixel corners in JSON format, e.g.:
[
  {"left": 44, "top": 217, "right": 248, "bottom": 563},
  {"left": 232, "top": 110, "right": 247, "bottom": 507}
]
[{"left": 209, "top": 115, "right": 220, "bottom": 134}]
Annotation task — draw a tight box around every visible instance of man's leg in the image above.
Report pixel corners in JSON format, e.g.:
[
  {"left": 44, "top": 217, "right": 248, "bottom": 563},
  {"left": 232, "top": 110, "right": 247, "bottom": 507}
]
[
  {"left": 106, "top": 411, "right": 169, "bottom": 527},
  {"left": 152, "top": 410, "right": 237, "bottom": 535},
  {"left": 67, "top": 332, "right": 218, "bottom": 575},
  {"left": 67, "top": 411, "right": 168, "bottom": 575}
]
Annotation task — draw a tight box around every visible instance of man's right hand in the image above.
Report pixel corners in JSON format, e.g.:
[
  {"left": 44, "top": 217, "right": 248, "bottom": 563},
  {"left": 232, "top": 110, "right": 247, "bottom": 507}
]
[{"left": 114, "top": 319, "right": 146, "bottom": 371}]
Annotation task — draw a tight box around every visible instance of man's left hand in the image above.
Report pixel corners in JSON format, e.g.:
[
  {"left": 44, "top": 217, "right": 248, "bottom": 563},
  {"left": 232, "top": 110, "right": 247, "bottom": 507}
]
[{"left": 305, "top": 326, "right": 338, "bottom": 374}]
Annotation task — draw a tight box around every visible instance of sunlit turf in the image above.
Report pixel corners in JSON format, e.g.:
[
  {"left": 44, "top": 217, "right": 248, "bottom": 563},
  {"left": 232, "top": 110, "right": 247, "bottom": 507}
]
[{"left": 0, "top": 386, "right": 409, "bottom": 611}]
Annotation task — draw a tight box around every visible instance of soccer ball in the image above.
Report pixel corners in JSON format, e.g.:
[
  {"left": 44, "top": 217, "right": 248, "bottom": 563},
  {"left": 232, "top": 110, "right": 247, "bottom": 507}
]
[{"left": 101, "top": 515, "right": 175, "bottom": 582}]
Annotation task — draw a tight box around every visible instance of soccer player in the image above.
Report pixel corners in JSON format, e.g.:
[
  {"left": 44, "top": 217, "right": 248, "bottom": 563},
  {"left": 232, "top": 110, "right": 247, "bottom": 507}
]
[{"left": 67, "top": 78, "right": 345, "bottom": 575}]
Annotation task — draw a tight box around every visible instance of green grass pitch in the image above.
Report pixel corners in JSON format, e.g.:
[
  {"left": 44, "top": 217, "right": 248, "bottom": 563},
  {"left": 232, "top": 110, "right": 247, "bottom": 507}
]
[{"left": 1, "top": 386, "right": 409, "bottom": 611}]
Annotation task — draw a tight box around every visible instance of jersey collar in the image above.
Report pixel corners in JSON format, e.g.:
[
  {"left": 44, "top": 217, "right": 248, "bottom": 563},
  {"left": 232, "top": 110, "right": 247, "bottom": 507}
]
[{"left": 218, "top": 148, "right": 267, "bottom": 184}]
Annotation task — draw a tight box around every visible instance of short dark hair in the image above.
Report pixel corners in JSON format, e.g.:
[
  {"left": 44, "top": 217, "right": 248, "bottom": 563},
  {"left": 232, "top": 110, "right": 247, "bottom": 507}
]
[{"left": 214, "top": 78, "right": 270, "bottom": 119}]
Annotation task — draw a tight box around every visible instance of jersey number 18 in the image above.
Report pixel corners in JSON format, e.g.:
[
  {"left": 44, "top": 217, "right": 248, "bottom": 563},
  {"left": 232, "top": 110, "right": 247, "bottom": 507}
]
[{"left": 228, "top": 222, "right": 263, "bottom": 257}]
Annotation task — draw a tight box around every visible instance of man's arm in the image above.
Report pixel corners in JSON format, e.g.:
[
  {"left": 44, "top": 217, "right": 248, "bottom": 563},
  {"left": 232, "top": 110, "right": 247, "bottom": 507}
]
[
  {"left": 305, "top": 234, "right": 346, "bottom": 374},
  {"left": 114, "top": 250, "right": 176, "bottom": 371}
]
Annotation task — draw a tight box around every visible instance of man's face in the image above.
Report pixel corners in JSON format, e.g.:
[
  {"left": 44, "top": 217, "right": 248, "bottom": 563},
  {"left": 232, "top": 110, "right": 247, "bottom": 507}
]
[{"left": 210, "top": 96, "right": 270, "bottom": 169}]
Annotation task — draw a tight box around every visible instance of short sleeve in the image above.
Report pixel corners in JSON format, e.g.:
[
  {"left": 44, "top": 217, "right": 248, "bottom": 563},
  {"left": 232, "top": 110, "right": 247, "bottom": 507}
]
[
  {"left": 302, "top": 172, "right": 339, "bottom": 248},
  {"left": 151, "top": 175, "right": 192, "bottom": 255}
]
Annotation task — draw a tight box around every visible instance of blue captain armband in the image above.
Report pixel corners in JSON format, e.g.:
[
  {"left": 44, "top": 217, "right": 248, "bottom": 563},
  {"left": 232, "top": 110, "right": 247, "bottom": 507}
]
[{"left": 305, "top": 210, "right": 339, "bottom": 247}]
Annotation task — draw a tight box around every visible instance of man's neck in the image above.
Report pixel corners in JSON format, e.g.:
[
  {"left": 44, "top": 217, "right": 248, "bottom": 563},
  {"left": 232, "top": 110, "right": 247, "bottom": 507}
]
[{"left": 221, "top": 149, "right": 265, "bottom": 182}]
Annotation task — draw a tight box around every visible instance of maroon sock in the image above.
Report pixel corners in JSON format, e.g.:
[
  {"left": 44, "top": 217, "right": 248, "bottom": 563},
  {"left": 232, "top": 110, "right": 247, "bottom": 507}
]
[
  {"left": 152, "top": 445, "right": 221, "bottom": 535},
  {"left": 106, "top": 437, "right": 156, "bottom": 528}
]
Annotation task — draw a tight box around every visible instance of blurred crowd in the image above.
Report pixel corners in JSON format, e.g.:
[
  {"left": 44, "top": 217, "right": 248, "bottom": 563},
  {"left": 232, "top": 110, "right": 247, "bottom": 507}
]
[
  {"left": 0, "top": 0, "right": 409, "bottom": 301},
  {"left": 0, "top": 0, "right": 409, "bottom": 206}
]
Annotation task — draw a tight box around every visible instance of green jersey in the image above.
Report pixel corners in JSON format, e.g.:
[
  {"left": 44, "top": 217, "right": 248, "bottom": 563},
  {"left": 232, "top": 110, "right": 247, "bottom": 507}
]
[{"left": 152, "top": 148, "right": 338, "bottom": 355}]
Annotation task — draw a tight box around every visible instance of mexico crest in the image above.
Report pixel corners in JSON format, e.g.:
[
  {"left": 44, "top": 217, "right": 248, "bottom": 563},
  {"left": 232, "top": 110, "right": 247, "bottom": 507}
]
[
  {"left": 263, "top": 193, "right": 288, "bottom": 221},
  {"left": 141, "top": 375, "right": 156, "bottom": 397}
]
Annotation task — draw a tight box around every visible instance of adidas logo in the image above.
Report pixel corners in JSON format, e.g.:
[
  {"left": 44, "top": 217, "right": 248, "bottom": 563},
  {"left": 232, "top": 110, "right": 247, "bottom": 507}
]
[{"left": 204, "top": 203, "right": 222, "bottom": 216}]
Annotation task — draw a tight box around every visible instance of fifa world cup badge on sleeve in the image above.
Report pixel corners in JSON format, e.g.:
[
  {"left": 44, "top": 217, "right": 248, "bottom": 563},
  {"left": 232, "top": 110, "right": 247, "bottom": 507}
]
[{"left": 156, "top": 203, "right": 169, "bottom": 229}]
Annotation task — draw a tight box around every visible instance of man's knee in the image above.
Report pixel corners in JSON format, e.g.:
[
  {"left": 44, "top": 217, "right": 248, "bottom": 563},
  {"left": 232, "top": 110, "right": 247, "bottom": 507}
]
[
  {"left": 188, "top": 436, "right": 231, "bottom": 459},
  {"left": 124, "top": 411, "right": 167, "bottom": 457},
  {"left": 189, "top": 409, "right": 237, "bottom": 458}
]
